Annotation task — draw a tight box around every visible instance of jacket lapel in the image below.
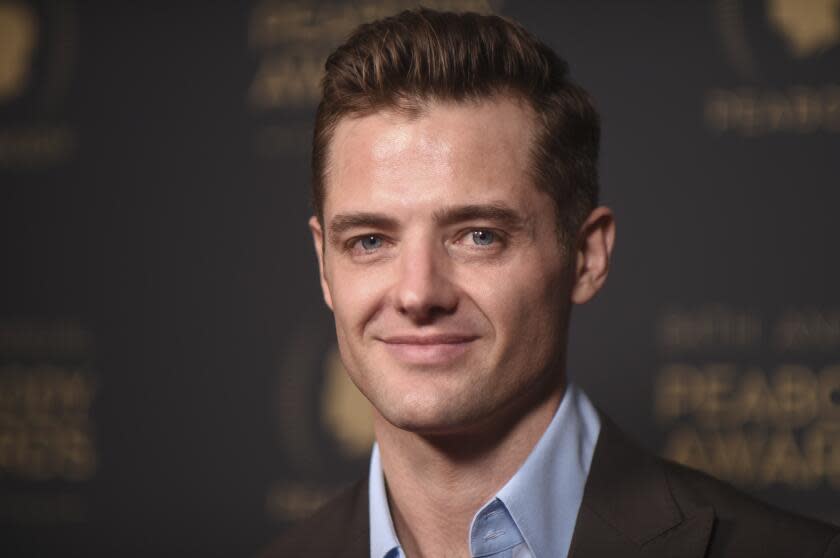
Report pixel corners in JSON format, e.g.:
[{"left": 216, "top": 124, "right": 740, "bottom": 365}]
[{"left": 568, "top": 415, "right": 715, "bottom": 558}]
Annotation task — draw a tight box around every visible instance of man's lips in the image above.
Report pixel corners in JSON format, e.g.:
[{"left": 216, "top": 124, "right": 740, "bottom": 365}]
[
  {"left": 380, "top": 334, "right": 480, "bottom": 345},
  {"left": 378, "top": 333, "right": 479, "bottom": 365}
]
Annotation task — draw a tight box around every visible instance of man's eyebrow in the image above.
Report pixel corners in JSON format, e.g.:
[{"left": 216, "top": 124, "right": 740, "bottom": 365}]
[
  {"left": 433, "top": 203, "right": 528, "bottom": 229},
  {"left": 328, "top": 212, "right": 399, "bottom": 243}
]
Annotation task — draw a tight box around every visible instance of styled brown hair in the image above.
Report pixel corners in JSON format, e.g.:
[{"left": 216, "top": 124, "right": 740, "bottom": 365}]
[{"left": 312, "top": 8, "right": 600, "bottom": 239}]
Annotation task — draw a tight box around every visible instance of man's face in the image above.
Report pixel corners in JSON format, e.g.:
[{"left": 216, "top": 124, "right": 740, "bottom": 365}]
[{"left": 311, "top": 97, "right": 578, "bottom": 435}]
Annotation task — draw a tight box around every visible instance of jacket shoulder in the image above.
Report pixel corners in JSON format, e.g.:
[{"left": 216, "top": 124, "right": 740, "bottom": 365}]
[
  {"left": 579, "top": 414, "right": 840, "bottom": 557},
  {"left": 257, "top": 478, "right": 369, "bottom": 558},
  {"left": 661, "top": 458, "right": 840, "bottom": 557}
]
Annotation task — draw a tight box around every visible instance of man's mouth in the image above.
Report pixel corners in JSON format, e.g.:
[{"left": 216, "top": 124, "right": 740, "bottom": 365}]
[
  {"left": 378, "top": 334, "right": 479, "bottom": 366},
  {"left": 380, "top": 333, "right": 478, "bottom": 366},
  {"left": 382, "top": 334, "right": 479, "bottom": 345}
]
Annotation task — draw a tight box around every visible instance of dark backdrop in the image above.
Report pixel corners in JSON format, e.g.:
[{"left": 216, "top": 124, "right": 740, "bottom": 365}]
[{"left": 1, "top": 1, "right": 839, "bottom": 556}]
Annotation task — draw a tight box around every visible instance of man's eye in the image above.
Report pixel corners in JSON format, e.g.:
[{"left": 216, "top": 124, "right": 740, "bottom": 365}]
[
  {"left": 357, "top": 235, "right": 382, "bottom": 251},
  {"left": 470, "top": 230, "right": 496, "bottom": 246}
]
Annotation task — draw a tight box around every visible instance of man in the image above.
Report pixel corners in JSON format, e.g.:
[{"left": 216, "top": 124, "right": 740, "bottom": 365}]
[{"left": 263, "top": 9, "right": 840, "bottom": 558}]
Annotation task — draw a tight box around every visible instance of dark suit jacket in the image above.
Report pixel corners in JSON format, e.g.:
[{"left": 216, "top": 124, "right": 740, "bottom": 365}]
[{"left": 261, "top": 416, "right": 840, "bottom": 557}]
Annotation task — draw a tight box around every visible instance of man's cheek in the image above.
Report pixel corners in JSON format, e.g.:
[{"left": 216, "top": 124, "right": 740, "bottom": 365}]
[{"left": 333, "top": 278, "right": 387, "bottom": 327}]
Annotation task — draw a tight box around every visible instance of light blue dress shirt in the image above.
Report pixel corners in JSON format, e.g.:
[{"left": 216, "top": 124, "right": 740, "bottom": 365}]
[{"left": 369, "top": 383, "right": 601, "bottom": 558}]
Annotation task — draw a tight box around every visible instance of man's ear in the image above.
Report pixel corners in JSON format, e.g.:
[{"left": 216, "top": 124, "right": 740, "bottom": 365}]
[
  {"left": 309, "top": 216, "right": 334, "bottom": 310},
  {"left": 571, "top": 206, "right": 616, "bottom": 305}
]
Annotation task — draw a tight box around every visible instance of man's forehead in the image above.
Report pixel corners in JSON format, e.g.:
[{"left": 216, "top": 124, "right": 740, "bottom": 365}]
[
  {"left": 324, "top": 96, "right": 538, "bottom": 194},
  {"left": 332, "top": 109, "right": 448, "bottom": 168}
]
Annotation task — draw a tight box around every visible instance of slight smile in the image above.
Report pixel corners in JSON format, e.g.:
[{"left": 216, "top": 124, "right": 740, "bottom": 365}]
[{"left": 378, "top": 334, "right": 480, "bottom": 366}]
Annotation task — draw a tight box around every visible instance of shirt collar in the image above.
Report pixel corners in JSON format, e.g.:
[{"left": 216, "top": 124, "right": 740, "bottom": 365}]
[
  {"left": 369, "top": 442, "right": 401, "bottom": 558},
  {"left": 488, "top": 383, "right": 601, "bottom": 557},
  {"left": 368, "top": 383, "right": 601, "bottom": 558}
]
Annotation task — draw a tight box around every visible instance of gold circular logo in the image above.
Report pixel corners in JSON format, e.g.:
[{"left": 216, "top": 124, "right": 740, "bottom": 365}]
[
  {"left": 319, "top": 345, "right": 374, "bottom": 458},
  {"left": 715, "top": 0, "right": 840, "bottom": 81}
]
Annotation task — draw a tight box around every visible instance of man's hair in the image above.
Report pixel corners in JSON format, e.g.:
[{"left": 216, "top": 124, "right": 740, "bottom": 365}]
[{"left": 312, "top": 8, "right": 600, "bottom": 240}]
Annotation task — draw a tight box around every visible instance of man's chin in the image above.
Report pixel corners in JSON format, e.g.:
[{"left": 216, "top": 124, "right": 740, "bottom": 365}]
[{"left": 374, "top": 399, "right": 495, "bottom": 437}]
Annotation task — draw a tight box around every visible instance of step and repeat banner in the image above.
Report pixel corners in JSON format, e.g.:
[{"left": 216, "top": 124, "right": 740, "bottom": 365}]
[{"left": 1, "top": 1, "right": 838, "bottom": 556}]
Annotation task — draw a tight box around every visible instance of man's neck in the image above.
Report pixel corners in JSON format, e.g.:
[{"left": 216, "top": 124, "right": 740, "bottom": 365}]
[{"left": 374, "top": 383, "right": 565, "bottom": 558}]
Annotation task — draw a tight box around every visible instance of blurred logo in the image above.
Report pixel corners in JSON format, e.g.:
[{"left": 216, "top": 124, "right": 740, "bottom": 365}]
[
  {"left": 0, "top": 0, "right": 77, "bottom": 169},
  {"left": 0, "top": 2, "right": 37, "bottom": 103},
  {"left": 655, "top": 306, "right": 840, "bottom": 493},
  {"left": 0, "top": 319, "right": 96, "bottom": 523},
  {"left": 267, "top": 318, "right": 373, "bottom": 522},
  {"left": 707, "top": 0, "right": 840, "bottom": 135},
  {"left": 768, "top": 0, "right": 840, "bottom": 59},
  {"left": 247, "top": 0, "right": 503, "bottom": 157},
  {"left": 320, "top": 345, "right": 374, "bottom": 458},
  {"left": 248, "top": 0, "right": 502, "bottom": 109}
]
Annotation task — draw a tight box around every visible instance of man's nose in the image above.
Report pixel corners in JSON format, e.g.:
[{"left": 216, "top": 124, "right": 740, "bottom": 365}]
[{"left": 392, "top": 240, "right": 458, "bottom": 323}]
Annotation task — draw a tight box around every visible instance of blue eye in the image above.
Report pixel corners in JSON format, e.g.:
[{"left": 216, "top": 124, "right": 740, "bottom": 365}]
[
  {"left": 471, "top": 230, "right": 495, "bottom": 246},
  {"left": 359, "top": 235, "right": 382, "bottom": 251}
]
